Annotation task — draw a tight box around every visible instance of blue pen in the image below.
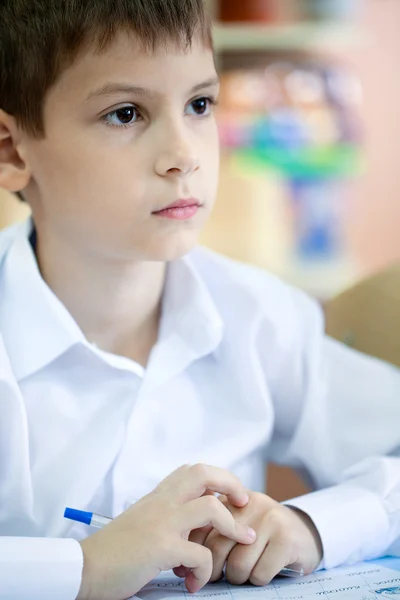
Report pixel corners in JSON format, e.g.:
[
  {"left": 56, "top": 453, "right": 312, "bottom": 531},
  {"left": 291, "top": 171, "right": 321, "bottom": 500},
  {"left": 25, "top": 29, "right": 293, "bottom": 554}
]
[
  {"left": 64, "top": 507, "right": 112, "bottom": 529},
  {"left": 64, "top": 507, "right": 304, "bottom": 579}
]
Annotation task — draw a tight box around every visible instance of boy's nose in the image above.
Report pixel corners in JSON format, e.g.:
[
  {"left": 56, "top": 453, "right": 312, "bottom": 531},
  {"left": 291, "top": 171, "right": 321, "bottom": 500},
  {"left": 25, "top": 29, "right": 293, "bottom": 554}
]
[{"left": 155, "top": 132, "right": 200, "bottom": 178}]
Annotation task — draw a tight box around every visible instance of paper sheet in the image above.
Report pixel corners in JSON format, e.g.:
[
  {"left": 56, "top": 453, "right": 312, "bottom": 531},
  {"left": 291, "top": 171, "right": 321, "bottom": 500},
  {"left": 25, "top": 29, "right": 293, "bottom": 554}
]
[{"left": 134, "top": 564, "right": 400, "bottom": 600}]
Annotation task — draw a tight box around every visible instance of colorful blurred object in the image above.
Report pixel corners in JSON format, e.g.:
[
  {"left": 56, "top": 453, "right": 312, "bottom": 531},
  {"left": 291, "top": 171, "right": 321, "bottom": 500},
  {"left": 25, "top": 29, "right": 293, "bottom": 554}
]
[
  {"left": 218, "top": 0, "right": 361, "bottom": 24},
  {"left": 218, "top": 61, "right": 363, "bottom": 158},
  {"left": 302, "top": 0, "right": 361, "bottom": 21},
  {"left": 219, "top": 0, "right": 275, "bottom": 23},
  {"left": 207, "top": 59, "right": 364, "bottom": 297}
]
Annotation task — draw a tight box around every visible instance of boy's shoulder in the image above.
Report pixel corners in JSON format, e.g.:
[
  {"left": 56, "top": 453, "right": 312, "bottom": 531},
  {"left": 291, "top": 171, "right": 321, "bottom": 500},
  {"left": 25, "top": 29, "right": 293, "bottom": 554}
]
[{"left": 188, "top": 246, "right": 321, "bottom": 329}]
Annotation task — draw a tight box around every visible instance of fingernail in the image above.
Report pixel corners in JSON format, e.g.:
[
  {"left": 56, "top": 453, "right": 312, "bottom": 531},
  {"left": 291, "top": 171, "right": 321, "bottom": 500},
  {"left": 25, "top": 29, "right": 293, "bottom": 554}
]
[
  {"left": 241, "top": 493, "right": 249, "bottom": 504},
  {"left": 247, "top": 527, "right": 257, "bottom": 541}
]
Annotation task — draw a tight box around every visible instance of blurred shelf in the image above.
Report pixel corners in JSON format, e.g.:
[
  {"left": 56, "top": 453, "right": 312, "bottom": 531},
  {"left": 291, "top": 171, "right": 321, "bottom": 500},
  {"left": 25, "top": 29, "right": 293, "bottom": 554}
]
[{"left": 213, "top": 22, "right": 362, "bottom": 52}]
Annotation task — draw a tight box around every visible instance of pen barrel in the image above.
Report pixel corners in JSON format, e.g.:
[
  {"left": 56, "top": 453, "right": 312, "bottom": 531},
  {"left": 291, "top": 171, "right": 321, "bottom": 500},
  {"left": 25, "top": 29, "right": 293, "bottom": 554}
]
[
  {"left": 279, "top": 568, "right": 305, "bottom": 578},
  {"left": 91, "top": 514, "right": 113, "bottom": 528}
]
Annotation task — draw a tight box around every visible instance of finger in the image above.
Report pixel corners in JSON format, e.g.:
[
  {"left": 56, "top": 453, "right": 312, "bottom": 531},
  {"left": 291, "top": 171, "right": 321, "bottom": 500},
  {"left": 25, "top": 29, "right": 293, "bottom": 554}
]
[
  {"left": 180, "top": 495, "right": 256, "bottom": 545},
  {"left": 225, "top": 530, "right": 269, "bottom": 585},
  {"left": 249, "top": 539, "right": 290, "bottom": 587},
  {"left": 160, "top": 464, "right": 249, "bottom": 507},
  {"left": 188, "top": 524, "right": 213, "bottom": 545},
  {"left": 204, "top": 529, "right": 236, "bottom": 582},
  {"left": 173, "top": 566, "right": 192, "bottom": 578},
  {"left": 180, "top": 542, "right": 213, "bottom": 593},
  {"left": 188, "top": 492, "right": 222, "bottom": 545}
]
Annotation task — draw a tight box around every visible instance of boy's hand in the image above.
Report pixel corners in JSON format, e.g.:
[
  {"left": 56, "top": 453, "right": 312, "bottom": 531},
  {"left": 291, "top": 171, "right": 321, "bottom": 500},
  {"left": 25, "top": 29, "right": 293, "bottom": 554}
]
[
  {"left": 77, "top": 464, "right": 257, "bottom": 600},
  {"left": 185, "top": 491, "right": 323, "bottom": 586}
]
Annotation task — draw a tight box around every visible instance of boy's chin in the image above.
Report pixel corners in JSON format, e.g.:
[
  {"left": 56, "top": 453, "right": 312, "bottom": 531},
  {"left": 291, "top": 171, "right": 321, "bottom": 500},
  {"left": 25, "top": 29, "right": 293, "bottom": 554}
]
[{"left": 141, "top": 234, "right": 200, "bottom": 262}]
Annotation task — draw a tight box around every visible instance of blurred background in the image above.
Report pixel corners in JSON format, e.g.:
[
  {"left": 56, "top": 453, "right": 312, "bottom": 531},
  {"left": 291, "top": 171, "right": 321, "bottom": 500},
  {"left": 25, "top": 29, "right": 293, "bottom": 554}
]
[
  {"left": 1, "top": 0, "right": 400, "bottom": 302},
  {"left": 200, "top": 0, "right": 400, "bottom": 301}
]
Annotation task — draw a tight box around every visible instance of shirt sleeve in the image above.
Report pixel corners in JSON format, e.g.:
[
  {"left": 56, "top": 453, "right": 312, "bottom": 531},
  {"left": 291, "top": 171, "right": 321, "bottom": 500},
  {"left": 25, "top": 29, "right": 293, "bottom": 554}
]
[
  {"left": 262, "top": 285, "right": 400, "bottom": 568},
  {"left": 287, "top": 457, "right": 400, "bottom": 568},
  {"left": 0, "top": 537, "right": 84, "bottom": 600}
]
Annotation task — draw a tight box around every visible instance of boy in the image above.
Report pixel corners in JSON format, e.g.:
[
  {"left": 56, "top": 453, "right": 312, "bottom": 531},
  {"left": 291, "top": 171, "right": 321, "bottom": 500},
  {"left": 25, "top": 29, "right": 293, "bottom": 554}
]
[{"left": 0, "top": 1, "right": 399, "bottom": 599}]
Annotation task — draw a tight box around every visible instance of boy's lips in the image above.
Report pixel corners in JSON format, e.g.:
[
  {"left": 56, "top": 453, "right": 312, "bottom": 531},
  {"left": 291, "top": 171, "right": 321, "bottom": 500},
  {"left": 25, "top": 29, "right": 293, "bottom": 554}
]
[{"left": 152, "top": 198, "right": 202, "bottom": 221}]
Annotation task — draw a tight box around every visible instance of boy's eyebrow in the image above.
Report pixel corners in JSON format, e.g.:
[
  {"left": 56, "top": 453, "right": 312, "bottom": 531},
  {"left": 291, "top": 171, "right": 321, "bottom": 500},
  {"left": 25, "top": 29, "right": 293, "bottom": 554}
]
[{"left": 84, "top": 77, "right": 220, "bottom": 102}]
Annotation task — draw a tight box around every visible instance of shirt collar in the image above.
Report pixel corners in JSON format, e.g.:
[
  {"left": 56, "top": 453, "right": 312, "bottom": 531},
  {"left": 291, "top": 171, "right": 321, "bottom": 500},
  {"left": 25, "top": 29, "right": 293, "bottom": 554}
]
[
  {"left": 0, "top": 221, "right": 224, "bottom": 384},
  {"left": 0, "top": 221, "right": 86, "bottom": 381},
  {"left": 142, "top": 252, "right": 224, "bottom": 392}
]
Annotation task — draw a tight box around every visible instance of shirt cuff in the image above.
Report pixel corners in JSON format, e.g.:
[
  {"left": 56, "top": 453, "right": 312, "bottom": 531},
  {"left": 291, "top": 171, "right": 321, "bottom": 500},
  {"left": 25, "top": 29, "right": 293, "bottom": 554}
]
[
  {"left": 0, "top": 537, "right": 83, "bottom": 600},
  {"left": 285, "top": 484, "right": 390, "bottom": 569}
]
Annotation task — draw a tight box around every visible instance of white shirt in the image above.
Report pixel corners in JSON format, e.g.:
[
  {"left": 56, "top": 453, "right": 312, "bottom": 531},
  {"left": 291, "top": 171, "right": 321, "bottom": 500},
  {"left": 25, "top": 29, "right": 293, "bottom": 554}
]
[{"left": 0, "top": 220, "right": 399, "bottom": 600}]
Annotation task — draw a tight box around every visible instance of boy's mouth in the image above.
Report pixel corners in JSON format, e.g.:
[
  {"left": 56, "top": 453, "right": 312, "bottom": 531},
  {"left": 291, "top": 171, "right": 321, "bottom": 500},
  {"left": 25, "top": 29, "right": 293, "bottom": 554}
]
[{"left": 152, "top": 198, "right": 202, "bottom": 221}]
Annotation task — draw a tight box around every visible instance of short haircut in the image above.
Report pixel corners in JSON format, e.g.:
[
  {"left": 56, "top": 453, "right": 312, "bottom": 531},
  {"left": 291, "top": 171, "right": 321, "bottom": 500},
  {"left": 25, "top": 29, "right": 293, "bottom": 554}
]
[{"left": 0, "top": 0, "right": 213, "bottom": 140}]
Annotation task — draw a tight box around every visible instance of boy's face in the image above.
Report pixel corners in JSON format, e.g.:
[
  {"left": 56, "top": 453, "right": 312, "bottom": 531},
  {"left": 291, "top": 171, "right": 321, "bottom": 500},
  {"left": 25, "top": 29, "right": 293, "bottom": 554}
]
[{"left": 19, "top": 33, "right": 220, "bottom": 262}]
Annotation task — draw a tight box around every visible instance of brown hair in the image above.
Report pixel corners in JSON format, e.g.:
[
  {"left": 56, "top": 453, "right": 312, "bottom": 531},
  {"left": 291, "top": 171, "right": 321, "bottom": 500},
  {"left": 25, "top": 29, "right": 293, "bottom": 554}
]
[{"left": 0, "top": 0, "right": 212, "bottom": 139}]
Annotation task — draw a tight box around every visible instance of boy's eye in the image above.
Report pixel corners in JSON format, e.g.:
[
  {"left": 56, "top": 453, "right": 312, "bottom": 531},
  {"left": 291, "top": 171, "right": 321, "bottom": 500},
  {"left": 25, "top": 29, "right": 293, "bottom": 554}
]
[
  {"left": 102, "top": 105, "right": 140, "bottom": 128},
  {"left": 186, "top": 97, "right": 215, "bottom": 117},
  {"left": 101, "top": 97, "right": 216, "bottom": 128}
]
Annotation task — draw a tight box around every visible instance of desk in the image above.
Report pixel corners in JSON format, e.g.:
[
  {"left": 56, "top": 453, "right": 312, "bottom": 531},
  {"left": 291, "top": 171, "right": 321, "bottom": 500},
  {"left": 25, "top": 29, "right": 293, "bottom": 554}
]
[{"left": 373, "top": 556, "right": 400, "bottom": 571}]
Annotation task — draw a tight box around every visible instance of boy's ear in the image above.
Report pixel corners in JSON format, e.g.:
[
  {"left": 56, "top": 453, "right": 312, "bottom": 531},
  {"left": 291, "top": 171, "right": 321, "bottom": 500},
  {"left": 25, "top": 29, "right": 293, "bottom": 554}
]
[{"left": 0, "top": 109, "right": 32, "bottom": 193}]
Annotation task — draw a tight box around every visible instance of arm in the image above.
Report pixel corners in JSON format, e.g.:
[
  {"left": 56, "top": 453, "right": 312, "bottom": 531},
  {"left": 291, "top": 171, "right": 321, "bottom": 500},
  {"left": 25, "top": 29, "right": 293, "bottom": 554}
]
[
  {"left": 267, "top": 289, "right": 400, "bottom": 567},
  {"left": 0, "top": 466, "right": 255, "bottom": 600},
  {"left": 287, "top": 455, "right": 400, "bottom": 567},
  {"left": 0, "top": 537, "right": 83, "bottom": 600},
  {"left": 191, "top": 276, "right": 400, "bottom": 584}
]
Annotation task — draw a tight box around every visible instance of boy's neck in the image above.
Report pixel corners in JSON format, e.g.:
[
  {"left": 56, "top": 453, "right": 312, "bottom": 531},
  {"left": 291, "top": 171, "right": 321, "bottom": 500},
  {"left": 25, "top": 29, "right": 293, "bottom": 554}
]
[{"left": 33, "top": 228, "right": 166, "bottom": 368}]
